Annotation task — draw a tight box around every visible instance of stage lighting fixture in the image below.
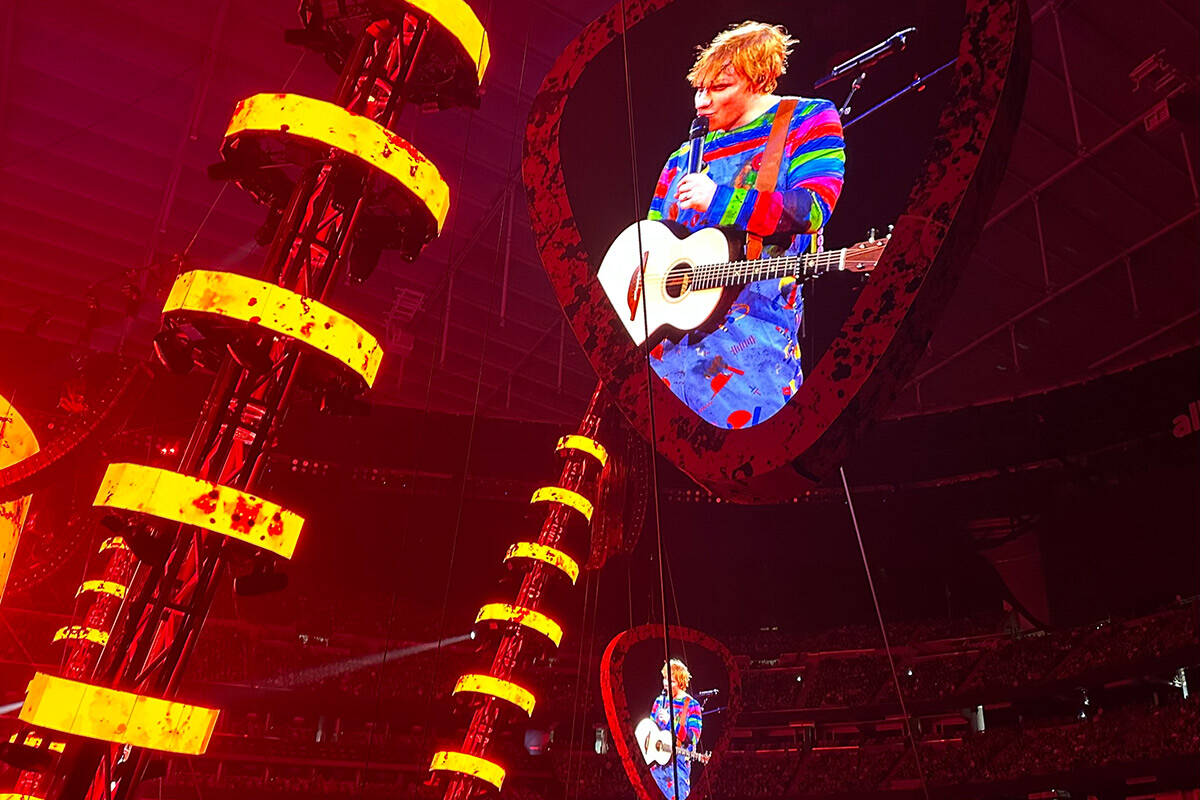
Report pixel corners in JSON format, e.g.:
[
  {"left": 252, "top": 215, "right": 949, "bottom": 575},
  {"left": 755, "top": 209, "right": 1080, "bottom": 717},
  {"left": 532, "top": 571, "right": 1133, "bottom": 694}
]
[
  {"left": 235, "top": 564, "right": 289, "bottom": 596},
  {"left": 226, "top": 336, "right": 274, "bottom": 374},
  {"left": 0, "top": 740, "right": 56, "bottom": 772},
  {"left": 318, "top": 382, "right": 371, "bottom": 416},
  {"left": 99, "top": 513, "right": 127, "bottom": 534},
  {"left": 347, "top": 215, "right": 390, "bottom": 283},
  {"left": 523, "top": 729, "right": 549, "bottom": 756},
  {"left": 152, "top": 328, "right": 195, "bottom": 375},
  {"left": 283, "top": 27, "right": 340, "bottom": 56},
  {"left": 126, "top": 525, "right": 171, "bottom": 567},
  {"left": 1171, "top": 667, "right": 1190, "bottom": 700}
]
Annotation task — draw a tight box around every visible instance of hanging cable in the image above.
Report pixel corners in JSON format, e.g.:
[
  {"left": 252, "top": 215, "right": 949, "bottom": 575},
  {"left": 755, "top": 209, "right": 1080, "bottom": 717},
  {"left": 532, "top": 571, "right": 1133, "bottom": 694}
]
[
  {"left": 562, "top": 571, "right": 595, "bottom": 800},
  {"left": 565, "top": 574, "right": 603, "bottom": 800},
  {"left": 617, "top": 3, "right": 681, "bottom": 797},
  {"left": 183, "top": 52, "right": 307, "bottom": 258},
  {"left": 839, "top": 466, "right": 931, "bottom": 800},
  {"left": 662, "top": 543, "right": 688, "bottom": 666}
]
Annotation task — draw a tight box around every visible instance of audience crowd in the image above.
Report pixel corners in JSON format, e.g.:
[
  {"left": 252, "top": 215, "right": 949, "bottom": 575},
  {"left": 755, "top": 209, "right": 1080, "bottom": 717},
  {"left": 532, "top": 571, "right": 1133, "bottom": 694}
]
[
  {"left": 1, "top": 600, "right": 1194, "bottom": 799},
  {"left": 732, "top": 603, "right": 1197, "bottom": 712},
  {"left": 518, "top": 701, "right": 1198, "bottom": 798}
]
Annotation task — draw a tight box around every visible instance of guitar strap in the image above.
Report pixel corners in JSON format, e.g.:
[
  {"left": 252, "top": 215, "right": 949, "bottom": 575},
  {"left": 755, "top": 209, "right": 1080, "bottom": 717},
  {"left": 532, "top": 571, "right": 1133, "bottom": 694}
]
[{"left": 745, "top": 97, "right": 799, "bottom": 261}]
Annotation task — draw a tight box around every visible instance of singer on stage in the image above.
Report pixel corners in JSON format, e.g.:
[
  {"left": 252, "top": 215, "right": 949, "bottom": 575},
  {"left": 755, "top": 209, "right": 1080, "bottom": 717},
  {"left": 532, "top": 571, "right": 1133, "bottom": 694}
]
[
  {"left": 646, "top": 21, "right": 846, "bottom": 429},
  {"left": 650, "top": 659, "right": 703, "bottom": 800}
]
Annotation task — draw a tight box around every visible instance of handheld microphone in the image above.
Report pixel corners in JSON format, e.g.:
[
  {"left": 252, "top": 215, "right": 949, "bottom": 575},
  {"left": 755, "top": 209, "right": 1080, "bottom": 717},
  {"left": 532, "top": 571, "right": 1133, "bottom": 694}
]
[
  {"left": 687, "top": 117, "right": 709, "bottom": 174},
  {"left": 814, "top": 27, "right": 916, "bottom": 88}
]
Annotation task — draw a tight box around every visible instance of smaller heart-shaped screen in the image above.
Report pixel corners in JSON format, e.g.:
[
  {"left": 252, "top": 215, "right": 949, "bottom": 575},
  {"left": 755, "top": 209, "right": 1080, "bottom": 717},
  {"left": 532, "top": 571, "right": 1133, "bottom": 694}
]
[{"left": 600, "top": 624, "right": 742, "bottom": 800}]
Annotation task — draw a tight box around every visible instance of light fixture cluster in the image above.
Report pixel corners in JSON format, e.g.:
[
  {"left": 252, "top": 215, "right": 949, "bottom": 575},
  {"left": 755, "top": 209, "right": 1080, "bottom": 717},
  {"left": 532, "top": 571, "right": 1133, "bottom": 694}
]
[
  {"left": 7, "top": 1, "right": 492, "bottom": 796},
  {"left": 430, "top": 405, "right": 609, "bottom": 796}
]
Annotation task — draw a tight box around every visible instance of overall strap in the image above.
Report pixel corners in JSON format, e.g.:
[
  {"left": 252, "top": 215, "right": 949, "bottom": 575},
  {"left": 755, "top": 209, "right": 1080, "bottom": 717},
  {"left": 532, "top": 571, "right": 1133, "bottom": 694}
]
[{"left": 745, "top": 97, "right": 798, "bottom": 260}]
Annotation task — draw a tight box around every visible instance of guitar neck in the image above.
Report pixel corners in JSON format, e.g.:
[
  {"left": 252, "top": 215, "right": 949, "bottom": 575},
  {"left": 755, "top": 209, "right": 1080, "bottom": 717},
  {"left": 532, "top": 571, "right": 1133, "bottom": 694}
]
[{"left": 691, "top": 248, "right": 847, "bottom": 291}]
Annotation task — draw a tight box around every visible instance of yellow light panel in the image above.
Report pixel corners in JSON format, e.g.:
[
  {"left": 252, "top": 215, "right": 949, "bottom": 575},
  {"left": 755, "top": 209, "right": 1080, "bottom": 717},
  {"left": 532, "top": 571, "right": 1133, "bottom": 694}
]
[
  {"left": 8, "top": 733, "right": 65, "bottom": 753},
  {"left": 530, "top": 486, "right": 593, "bottom": 522},
  {"left": 0, "top": 794, "right": 50, "bottom": 800},
  {"left": 475, "top": 603, "right": 563, "bottom": 647},
  {"left": 53, "top": 626, "right": 109, "bottom": 647},
  {"left": 0, "top": 393, "right": 39, "bottom": 603},
  {"left": 452, "top": 674, "right": 536, "bottom": 716},
  {"left": 20, "top": 673, "right": 218, "bottom": 755},
  {"left": 504, "top": 542, "right": 579, "bottom": 584},
  {"left": 555, "top": 434, "right": 608, "bottom": 466},
  {"left": 407, "top": 0, "right": 491, "bottom": 82},
  {"left": 224, "top": 93, "right": 449, "bottom": 231},
  {"left": 99, "top": 536, "right": 130, "bottom": 553},
  {"left": 94, "top": 463, "right": 303, "bottom": 560},
  {"left": 163, "top": 269, "right": 383, "bottom": 388},
  {"left": 76, "top": 580, "right": 126, "bottom": 600},
  {"left": 429, "top": 750, "right": 504, "bottom": 790}
]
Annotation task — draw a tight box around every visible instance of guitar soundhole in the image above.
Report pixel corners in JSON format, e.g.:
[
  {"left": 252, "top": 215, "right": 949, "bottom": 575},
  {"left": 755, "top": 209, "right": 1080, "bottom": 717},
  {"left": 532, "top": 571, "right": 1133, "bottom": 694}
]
[{"left": 663, "top": 261, "right": 693, "bottom": 300}]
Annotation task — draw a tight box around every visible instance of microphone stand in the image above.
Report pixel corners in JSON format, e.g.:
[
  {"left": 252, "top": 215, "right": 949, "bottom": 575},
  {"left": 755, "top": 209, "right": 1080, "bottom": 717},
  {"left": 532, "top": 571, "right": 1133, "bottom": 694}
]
[
  {"left": 839, "top": 72, "right": 868, "bottom": 118},
  {"left": 816, "top": 27, "right": 917, "bottom": 118},
  {"left": 843, "top": 56, "right": 957, "bottom": 129}
]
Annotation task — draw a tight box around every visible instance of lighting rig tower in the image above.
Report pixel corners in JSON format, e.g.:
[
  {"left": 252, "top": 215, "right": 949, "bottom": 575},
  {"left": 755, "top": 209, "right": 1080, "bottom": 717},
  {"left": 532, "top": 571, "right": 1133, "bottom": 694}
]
[
  {"left": 431, "top": 387, "right": 611, "bottom": 799},
  {"left": 4, "top": 2, "right": 489, "bottom": 798}
]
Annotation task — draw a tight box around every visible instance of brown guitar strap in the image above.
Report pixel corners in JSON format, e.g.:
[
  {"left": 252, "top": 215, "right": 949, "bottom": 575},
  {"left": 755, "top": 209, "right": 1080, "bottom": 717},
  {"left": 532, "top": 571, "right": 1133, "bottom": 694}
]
[{"left": 745, "top": 97, "right": 798, "bottom": 261}]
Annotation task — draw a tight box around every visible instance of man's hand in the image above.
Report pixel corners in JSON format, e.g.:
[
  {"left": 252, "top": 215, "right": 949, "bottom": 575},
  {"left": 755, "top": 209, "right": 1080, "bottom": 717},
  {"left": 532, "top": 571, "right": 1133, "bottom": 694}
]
[{"left": 677, "top": 174, "right": 717, "bottom": 212}]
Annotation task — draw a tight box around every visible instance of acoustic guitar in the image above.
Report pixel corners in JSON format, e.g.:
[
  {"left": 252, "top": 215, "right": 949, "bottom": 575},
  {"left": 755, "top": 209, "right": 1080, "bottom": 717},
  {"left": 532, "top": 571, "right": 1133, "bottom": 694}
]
[
  {"left": 597, "top": 220, "right": 885, "bottom": 346},
  {"left": 633, "top": 716, "right": 711, "bottom": 766}
]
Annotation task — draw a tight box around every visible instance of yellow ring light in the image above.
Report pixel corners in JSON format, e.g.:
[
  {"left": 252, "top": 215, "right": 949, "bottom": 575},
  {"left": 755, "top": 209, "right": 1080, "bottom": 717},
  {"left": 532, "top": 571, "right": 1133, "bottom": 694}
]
[
  {"left": 504, "top": 542, "right": 579, "bottom": 584},
  {"left": 429, "top": 750, "right": 504, "bottom": 790},
  {"left": 163, "top": 269, "right": 383, "bottom": 388},
  {"left": 94, "top": 463, "right": 303, "bottom": 560},
  {"left": 475, "top": 603, "right": 563, "bottom": 647},
  {"left": 224, "top": 93, "right": 449, "bottom": 232},
  {"left": 452, "top": 674, "right": 535, "bottom": 716}
]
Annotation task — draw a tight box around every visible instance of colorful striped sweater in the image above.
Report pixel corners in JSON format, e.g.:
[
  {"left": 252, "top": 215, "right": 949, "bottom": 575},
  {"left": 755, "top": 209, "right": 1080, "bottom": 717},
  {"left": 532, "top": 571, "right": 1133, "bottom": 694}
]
[
  {"left": 648, "top": 96, "right": 845, "bottom": 257},
  {"left": 649, "top": 691, "right": 703, "bottom": 800},
  {"left": 644, "top": 98, "right": 846, "bottom": 429},
  {"left": 651, "top": 691, "right": 703, "bottom": 747}
]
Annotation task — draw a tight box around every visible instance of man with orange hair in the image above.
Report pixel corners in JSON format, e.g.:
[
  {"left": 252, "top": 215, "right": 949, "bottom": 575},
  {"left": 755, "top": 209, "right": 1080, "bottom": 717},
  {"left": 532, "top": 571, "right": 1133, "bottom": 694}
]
[
  {"left": 649, "top": 658, "right": 703, "bottom": 799},
  {"left": 647, "top": 21, "right": 846, "bottom": 430}
]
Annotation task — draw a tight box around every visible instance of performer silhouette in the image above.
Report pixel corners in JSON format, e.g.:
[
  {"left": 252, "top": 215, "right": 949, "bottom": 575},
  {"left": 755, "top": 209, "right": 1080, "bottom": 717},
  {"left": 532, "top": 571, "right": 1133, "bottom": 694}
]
[{"left": 649, "top": 659, "right": 703, "bottom": 800}]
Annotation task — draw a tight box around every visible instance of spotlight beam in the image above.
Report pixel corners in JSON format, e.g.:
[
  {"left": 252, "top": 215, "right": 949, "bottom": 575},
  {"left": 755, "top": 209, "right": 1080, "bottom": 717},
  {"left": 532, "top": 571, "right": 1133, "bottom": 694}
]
[{"left": 258, "top": 633, "right": 473, "bottom": 690}]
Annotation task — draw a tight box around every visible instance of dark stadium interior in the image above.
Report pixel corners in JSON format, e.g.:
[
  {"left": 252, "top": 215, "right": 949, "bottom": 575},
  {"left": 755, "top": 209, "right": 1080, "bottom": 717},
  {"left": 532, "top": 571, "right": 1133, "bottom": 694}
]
[{"left": 0, "top": 0, "right": 1197, "bottom": 799}]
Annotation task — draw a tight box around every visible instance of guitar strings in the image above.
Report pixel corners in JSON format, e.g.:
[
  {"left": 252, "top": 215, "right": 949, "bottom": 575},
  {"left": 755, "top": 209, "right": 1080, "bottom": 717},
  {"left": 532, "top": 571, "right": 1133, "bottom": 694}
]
[
  {"left": 656, "top": 249, "right": 853, "bottom": 290},
  {"left": 677, "top": 249, "right": 857, "bottom": 279}
]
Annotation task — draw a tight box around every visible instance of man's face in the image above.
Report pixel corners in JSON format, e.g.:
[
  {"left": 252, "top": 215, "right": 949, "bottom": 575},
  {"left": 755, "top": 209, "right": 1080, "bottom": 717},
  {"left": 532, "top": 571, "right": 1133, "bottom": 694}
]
[{"left": 694, "top": 65, "right": 758, "bottom": 131}]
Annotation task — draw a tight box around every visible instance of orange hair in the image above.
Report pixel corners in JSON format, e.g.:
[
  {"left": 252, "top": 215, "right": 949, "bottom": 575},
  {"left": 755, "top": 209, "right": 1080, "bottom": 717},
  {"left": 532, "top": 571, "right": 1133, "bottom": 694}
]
[
  {"left": 663, "top": 658, "right": 692, "bottom": 691},
  {"left": 688, "top": 21, "right": 797, "bottom": 94}
]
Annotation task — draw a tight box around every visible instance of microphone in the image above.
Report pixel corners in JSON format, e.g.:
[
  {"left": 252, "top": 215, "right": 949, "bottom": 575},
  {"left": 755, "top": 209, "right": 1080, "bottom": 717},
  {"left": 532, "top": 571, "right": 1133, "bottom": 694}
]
[
  {"left": 814, "top": 27, "right": 916, "bottom": 88},
  {"left": 695, "top": 689, "right": 719, "bottom": 698},
  {"left": 687, "top": 117, "right": 708, "bottom": 174}
]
